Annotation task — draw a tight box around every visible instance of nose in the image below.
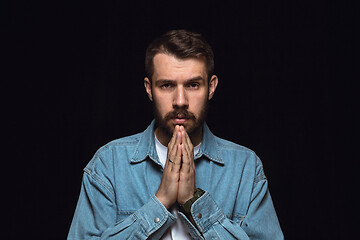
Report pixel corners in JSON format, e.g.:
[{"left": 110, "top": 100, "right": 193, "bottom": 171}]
[{"left": 173, "top": 86, "right": 188, "bottom": 108}]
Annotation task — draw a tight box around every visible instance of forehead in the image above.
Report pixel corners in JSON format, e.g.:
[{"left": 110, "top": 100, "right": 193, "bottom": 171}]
[{"left": 152, "top": 53, "right": 207, "bottom": 80}]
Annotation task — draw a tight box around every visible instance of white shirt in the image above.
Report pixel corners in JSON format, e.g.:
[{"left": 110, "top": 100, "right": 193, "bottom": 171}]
[{"left": 154, "top": 134, "right": 201, "bottom": 240}]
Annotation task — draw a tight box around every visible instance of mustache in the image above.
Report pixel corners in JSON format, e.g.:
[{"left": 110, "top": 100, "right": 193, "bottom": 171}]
[{"left": 164, "top": 109, "right": 196, "bottom": 121}]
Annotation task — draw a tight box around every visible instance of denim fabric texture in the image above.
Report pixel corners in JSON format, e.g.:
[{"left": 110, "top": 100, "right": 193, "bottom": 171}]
[{"left": 68, "top": 120, "right": 284, "bottom": 239}]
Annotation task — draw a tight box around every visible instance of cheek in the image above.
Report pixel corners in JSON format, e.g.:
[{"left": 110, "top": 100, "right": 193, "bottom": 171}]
[
  {"left": 153, "top": 95, "right": 172, "bottom": 116},
  {"left": 189, "top": 95, "right": 208, "bottom": 115}
]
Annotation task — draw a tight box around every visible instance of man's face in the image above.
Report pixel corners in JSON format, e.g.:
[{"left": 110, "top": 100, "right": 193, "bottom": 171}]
[{"left": 144, "top": 53, "right": 218, "bottom": 143}]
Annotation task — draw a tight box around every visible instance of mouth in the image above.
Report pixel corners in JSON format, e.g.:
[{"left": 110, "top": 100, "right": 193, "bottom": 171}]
[{"left": 172, "top": 115, "right": 189, "bottom": 124}]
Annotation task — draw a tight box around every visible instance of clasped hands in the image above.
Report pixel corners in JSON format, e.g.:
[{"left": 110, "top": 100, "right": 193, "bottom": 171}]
[{"left": 155, "top": 125, "right": 196, "bottom": 210}]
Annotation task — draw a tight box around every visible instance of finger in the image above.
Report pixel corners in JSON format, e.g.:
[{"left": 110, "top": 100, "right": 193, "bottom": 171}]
[
  {"left": 182, "top": 128, "right": 194, "bottom": 164},
  {"left": 167, "top": 126, "right": 180, "bottom": 161},
  {"left": 178, "top": 144, "right": 188, "bottom": 171},
  {"left": 164, "top": 126, "right": 179, "bottom": 170},
  {"left": 183, "top": 143, "right": 192, "bottom": 167},
  {"left": 170, "top": 143, "right": 182, "bottom": 172},
  {"left": 167, "top": 125, "right": 179, "bottom": 150},
  {"left": 183, "top": 128, "right": 194, "bottom": 153},
  {"left": 168, "top": 128, "right": 182, "bottom": 169},
  {"left": 170, "top": 128, "right": 181, "bottom": 157},
  {"left": 181, "top": 134, "right": 190, "bottom": 163}
]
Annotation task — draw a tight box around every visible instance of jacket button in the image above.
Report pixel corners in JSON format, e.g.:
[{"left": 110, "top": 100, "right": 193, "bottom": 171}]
[
  {"left": 198, "top": 213, "right": 202, "bottom": 219},
  {"left": 154, "top": 217, "right": 160, "bottom": 223}
]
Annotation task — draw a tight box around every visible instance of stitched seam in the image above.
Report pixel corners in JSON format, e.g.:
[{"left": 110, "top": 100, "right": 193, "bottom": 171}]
[
  {"left": 212, "top": 221, "right": 224, "bottom": 240},
  {"left": 254, "top": 174, "right": 267, "bottom": 183},
  {"left": 203, "top": 153, "right": 224, "bottom": 164},
  {"left": 84, "top": 170, "right": 115, "bottom": 197},
  {"left": 180, "top": 214, "right": 202, "bottom": 239},
  {"left": 225, "top": 213, "right": 245, "bottom": 220},
  {"left": 117, "top": 210, "right": 136, "bottom": 215},
  {"left": 193, "top": 193, "right": 223, "bottom": 233},
  {"left": 146, "top": 212, "right": 168, "bottom": 236},
  {"left": 132, "top": 132, "right": 145, "bottom": 162}
]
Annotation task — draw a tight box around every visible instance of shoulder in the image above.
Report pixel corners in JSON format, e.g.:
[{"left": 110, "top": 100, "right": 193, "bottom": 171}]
[
  {"left": 85, "top": 132, "right": 142, "bottom": 173},
  {"left": 100, "top": 132, "right": 142, "bottom": 151},
  {"left": 215, "top": 136, "right": 255, "bottom": 155},
  {"left": 213, "top": 136, "right": 265, "bottom": 176},
  {"left": 214, "top": 135, "right": 258, "bottom": 161}
]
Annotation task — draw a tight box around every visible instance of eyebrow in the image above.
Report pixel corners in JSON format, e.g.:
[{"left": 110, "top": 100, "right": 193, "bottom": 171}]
[{"left": 154, "top": 76, "right": 205, "bottom": 85}]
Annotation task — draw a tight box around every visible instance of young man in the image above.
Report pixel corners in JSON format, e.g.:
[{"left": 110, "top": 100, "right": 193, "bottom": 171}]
[{"left": 68, "top": 30, "right": 284, "bottom": 239}]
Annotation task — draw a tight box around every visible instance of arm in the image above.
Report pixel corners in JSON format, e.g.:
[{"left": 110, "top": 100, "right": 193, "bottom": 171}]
[
  {"left": 67, "top": 169, "right": 176, "bottom": 240},
  {"left": 179, "top": 180, "right": 283, "bottom": 240},
  {"left": 176, "top": 147, "right": 283, "bottom": 240}
]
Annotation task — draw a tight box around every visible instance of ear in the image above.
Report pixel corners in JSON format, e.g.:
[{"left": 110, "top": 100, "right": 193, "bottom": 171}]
[
  {"left": 144, "top": 77, "right": 153, "bottom": 101},
  {"left": 208, "top": 75, "right": 218, "bottom": 100}
]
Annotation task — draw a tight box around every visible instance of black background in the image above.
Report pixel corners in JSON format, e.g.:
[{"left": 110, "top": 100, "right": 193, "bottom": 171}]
[{"left": 6, "top": 0, "right": 356, "bottom": 239}]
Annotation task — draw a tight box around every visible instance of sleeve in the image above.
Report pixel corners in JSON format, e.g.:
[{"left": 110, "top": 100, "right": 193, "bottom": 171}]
[
  {"left": 177, "top": 162, "right": 284, "bottom": 239},
  {"left": 67, "top": 170, "right": 176, "bottom": 240}
]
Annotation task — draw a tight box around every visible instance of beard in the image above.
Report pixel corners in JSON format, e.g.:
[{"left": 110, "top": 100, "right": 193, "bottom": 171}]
[{"left": 153, "top": 99, "right": 209, "bottom": 140}]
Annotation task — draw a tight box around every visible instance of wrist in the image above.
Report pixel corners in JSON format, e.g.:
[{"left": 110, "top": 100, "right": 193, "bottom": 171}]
[
  {"left": 155, "top": 193, "right": 172, "bottom": 210},
  {"left": 179, "top": 188, "right": 205, "bottom": 214},
  {"left": 178, "top": 193, "right": 194, "bottom": 205}
]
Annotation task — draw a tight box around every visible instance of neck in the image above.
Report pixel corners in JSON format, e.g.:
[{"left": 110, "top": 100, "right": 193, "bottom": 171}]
[{"left": 155, "top": 126, "right": 203, "bottom": 147}]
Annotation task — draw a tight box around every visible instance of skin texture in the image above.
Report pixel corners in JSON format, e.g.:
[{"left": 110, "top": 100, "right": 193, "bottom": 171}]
[{"left": 144, "top": 53, "right": 218, "bottom": 209}]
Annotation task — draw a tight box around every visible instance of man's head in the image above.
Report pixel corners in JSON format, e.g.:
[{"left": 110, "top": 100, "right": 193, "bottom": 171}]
[{"left": 144, "top": 30, "right": 218, "bottom": 145}]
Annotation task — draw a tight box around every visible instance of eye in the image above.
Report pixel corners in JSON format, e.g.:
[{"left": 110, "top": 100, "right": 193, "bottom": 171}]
[
  {"left": 187, "top": 82, "right": 200, "bottom": 89},
  {"left": 160, "top": 83, "right": 173, "bottom": 89}
]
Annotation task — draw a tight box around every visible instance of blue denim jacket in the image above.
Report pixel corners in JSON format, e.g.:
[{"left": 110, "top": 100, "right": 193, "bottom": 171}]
[{"left": 68, "top": 120, "right": 283, "bottom": 239}]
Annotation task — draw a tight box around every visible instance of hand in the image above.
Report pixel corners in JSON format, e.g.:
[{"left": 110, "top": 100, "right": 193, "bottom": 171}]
[
  {"left": 177, "top": 126, "right": 196, "bottom": 205},
  {"left": 155, "top": 125, "right": 182, "bottom": 209},
  {"left": 155, "top": 125, "right": 197, "bottom": 209}
]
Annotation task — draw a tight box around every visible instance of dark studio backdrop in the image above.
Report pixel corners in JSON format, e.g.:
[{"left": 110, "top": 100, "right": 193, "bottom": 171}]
[{"left": 6, "top": 0, "right": 356, "bottom": 239}]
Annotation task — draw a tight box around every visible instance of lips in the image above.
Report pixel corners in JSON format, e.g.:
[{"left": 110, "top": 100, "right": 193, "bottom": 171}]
[{"left": 172, "top": 116, "right": 188, "bottom": 124}]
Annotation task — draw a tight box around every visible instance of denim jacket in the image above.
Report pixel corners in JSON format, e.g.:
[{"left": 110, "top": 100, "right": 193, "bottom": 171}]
[{"left": 68, "top": 120, "right": 284, "bottom": 239}]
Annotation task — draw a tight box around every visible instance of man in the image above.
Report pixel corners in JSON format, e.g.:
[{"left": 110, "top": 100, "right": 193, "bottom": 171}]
[{"left": 68, "top": 30, "right": 284, "bottom": 239}]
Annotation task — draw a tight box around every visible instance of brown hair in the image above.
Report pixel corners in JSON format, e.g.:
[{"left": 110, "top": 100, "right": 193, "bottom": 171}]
[{"left": 145, "top": 29, "right": 214, "bottom": 79}]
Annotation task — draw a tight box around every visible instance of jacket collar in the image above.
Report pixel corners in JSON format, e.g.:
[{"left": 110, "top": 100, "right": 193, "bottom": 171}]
[{"left": 130, "top": 120, "right": 224, "bottom": 165}]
